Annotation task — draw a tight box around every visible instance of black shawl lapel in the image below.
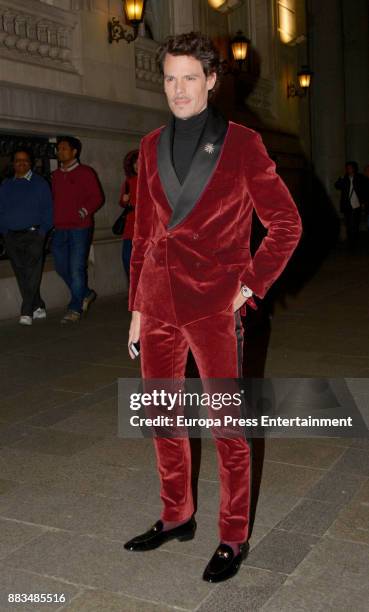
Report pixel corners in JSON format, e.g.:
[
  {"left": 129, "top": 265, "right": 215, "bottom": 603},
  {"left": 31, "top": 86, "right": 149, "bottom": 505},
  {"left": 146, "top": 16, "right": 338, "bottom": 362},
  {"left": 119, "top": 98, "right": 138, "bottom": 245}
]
[
  {"left": 157, "top": 115, "right": 179, "bottom": 212},
  {"left": 157, "top": 106, "right": 229, "bottom": 229}
]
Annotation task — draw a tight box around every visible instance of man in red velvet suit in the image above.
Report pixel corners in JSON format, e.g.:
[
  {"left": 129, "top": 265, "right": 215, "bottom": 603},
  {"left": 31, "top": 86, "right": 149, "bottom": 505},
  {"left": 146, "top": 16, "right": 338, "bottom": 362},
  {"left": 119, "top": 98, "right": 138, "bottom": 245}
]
[{"left": 124, "top": 32, "right": 302, "bottom": 582}]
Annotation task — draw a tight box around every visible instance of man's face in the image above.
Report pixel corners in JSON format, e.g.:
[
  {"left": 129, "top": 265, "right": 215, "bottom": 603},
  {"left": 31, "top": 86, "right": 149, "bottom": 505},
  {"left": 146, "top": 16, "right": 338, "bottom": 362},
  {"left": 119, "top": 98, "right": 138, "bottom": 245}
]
[
  {"left": 163, "top": 54, "right": 216, "bottom": 120},
  {"left": 57, "top": 141, "right": 77, "bottom": 165},
  {"left": 13, "top": 152, "right": 31, "bottom": 178},
  {"left": 345, "top": 164, "right": 355, "bottom": 177}
]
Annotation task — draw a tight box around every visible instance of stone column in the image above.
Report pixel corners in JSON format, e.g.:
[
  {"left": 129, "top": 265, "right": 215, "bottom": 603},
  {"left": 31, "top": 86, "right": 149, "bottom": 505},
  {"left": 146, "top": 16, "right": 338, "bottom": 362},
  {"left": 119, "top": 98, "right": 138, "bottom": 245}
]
[
  {"left": 171, "top": 0, "right": 194, "bottom": 35},
  {"left": 341, "top": 0, "right": 369, "bottom": 169},
  {"left": 308, "top": 0, "right": 346, "bottom": 205}
]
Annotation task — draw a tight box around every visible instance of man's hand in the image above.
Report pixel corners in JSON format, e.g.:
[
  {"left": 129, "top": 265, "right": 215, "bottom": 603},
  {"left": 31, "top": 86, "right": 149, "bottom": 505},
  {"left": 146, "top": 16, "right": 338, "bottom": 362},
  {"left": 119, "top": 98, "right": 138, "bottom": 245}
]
[
  {"left": 78, "top": 207, "right": 88, "bottom": 219},
  {"left": 233, "top": 290, "right": 247, "bottom": 312},
  {"left": 128, "top": 310, "right": 141, "bottom": 359}
]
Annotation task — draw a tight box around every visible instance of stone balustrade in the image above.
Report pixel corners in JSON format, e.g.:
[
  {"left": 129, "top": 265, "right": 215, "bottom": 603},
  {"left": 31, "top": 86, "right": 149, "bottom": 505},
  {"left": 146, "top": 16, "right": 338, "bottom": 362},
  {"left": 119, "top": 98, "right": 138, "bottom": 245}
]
[
  {"left": 135, "top": 37, "right": 162, "bottom": 93},
  {"left": 0, "top": 1, "right": 80, "bottom": 73}
]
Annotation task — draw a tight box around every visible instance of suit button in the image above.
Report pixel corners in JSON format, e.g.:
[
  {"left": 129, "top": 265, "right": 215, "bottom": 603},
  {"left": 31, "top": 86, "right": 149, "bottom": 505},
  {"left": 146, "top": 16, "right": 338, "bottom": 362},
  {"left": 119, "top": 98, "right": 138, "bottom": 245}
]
[
  {"left": 195, "top": 262, "right": 201, "bottom": 268},
  {"left": 193, "top": 233, "right": 199, "bottom": 240},
  {"left": 167, "top": 233, "right": 173, "bottom": 238}
]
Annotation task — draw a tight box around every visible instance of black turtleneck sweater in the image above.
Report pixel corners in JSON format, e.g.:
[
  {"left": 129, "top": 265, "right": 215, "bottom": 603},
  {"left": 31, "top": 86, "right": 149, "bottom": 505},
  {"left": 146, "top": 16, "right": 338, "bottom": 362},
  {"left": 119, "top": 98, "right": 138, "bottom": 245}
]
[{"left": 172, "top": 107, "right": 208, "bottom": 185}]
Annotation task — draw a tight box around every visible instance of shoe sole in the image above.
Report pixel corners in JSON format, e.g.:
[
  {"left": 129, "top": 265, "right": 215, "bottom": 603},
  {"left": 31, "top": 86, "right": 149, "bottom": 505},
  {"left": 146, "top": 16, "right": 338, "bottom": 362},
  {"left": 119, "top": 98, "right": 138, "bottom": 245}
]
[{"left": 125, "top": 530, "right": 196, "bottom": 552}]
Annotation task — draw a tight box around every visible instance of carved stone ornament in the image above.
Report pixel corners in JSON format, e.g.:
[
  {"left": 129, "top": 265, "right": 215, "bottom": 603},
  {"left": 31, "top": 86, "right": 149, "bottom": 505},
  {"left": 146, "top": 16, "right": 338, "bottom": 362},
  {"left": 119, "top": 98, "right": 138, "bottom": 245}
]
[{"left": 0, "top": 2, "right": 79, "bottom": 72}]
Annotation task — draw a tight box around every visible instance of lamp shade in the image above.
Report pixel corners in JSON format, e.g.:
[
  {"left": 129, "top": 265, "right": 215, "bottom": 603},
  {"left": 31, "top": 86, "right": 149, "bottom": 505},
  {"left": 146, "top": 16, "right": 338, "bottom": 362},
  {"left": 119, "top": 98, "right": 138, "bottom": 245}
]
[
  {"left": 298, "top": 66, "right": 313, "bottom": 89},
  {"left": 208, "top": 0, "right": 243, "bottom": 13},
  {"left": 123, "top": 0, "right": 145, "bottom": 24},
  {"left": 208, "top": 0, "right": 227, "bottom": 9},
  {"left": 231, "top": 31, "right": 250, "bottom": 61}
]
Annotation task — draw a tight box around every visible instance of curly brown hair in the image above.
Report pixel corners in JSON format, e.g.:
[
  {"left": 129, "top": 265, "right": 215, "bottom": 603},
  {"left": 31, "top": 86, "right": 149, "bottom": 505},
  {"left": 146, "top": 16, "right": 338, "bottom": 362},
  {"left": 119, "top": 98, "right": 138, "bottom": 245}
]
[{"left": 156, "top": 31, "right": 221, "bottom": 79}]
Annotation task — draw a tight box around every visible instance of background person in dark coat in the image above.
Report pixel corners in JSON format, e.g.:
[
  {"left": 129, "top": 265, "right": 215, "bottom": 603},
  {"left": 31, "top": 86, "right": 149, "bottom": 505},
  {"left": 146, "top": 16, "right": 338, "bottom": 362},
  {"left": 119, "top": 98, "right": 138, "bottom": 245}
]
[
  {"left": 0, "top": 148, "right": 53, "bottom": 325},
  {"left": 335, "top": 161, "right": 367, "bottom": 249},
  {"left": 119, "top": 149, "right": 138, "bottom": 282}
]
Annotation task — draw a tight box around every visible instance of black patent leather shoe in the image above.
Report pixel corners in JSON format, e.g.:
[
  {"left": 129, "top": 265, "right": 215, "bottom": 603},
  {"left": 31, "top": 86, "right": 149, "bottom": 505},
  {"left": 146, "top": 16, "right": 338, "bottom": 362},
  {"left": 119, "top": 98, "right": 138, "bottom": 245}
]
[
  {"left": 202, "top": 542, "right": 249, "bottom": 583},
  {"left": 124, "top": 517, "right": 196, "bottom": 552}
]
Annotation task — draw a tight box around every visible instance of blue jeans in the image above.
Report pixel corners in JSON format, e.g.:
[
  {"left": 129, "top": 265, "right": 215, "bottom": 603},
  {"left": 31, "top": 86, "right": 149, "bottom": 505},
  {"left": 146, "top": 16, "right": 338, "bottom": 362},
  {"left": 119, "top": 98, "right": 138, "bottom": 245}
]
[
  {"left": 52, "top": 228, "right": 92, "bottom": 313},
  {"left": 122, "top": 239, "right": 132, "bottom": 281}
]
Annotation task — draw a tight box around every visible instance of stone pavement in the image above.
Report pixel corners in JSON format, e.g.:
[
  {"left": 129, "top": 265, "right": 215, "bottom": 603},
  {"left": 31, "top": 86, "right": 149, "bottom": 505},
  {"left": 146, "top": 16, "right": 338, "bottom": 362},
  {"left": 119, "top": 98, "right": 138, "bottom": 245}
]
[{"left": 0, "top": 243, "right": 368, "bottom": 611}]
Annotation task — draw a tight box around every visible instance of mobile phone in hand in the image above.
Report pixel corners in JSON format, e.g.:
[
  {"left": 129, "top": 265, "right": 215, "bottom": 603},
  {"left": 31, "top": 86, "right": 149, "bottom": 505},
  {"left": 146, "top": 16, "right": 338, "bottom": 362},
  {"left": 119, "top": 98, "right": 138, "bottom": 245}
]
[{"left": 129, "top": 341, "right": 140, "bottom": 358}]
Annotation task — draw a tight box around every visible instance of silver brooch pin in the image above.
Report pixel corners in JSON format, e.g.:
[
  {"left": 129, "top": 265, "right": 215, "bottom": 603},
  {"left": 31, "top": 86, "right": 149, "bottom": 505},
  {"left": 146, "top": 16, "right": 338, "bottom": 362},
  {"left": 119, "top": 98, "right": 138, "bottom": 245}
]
[{"left": 204, "top": 143, "right": 215, "bottom": 154}]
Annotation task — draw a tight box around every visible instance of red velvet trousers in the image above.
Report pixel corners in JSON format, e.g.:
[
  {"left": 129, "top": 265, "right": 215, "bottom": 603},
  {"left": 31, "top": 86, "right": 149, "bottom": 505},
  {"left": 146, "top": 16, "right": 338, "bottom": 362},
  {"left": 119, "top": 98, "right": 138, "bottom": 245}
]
[{"left": 140, "top": 310, "right": 251, "bottom": 543}]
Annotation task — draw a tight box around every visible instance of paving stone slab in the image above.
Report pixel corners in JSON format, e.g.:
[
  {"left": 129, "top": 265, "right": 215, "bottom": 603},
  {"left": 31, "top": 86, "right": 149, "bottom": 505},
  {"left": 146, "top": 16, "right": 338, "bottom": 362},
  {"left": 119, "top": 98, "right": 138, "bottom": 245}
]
[
  {"left": 0, "top": 518, "right": 47, "bottom": 560},
  {"left": 261, "top": 537, "right": 369, "bottom": 612},
  {"left": 263, "top": 439, "right": 346, "bottom": 469},
  {"left": 41, "top": 464, "right": 162, "bottom": 505},
  {"left": 0, "top": 479, "right": 20, "bottom": 496},
  {"left": 330, "top": 447, "right": 369, "bottom": 476},
  {"left": 25, "top": 403, "right": 92, "bottom": 429},
  {"left": 48, "top": 366, "right": 131, "bottom": 394},
  {"left": 198, "top": 566, "right": 286, "bottom": 612},
  {"left": 259, "top": 461, "right": 324, "bottom": 497},
  {"left": 276, "top": 498, "right": 341, "bottom": 536},
  {"left": 0, "top": 448, "right": 76, "bottom": 485},
  {"left": 0, "top": 424, "right": 41, "bottom": 449},
  {"left": 62, "top": 589, "right": 175, "bottom": 611},
  {"left": 0, "top": 483, "right": 155, "bottom": 541},
  {"left": 5, "top": 531, "right": 214, "bottom": 609},
  {"left": 251, "top": 491, "right": 302, "bottom": 529},
  {"left": 74, "top": 436, "right": 158, "bottom": 469},
  {"left": 0, "top": 562, "right": 80, "bottom": 611},
  {"left": 11, "top": 429, "right": 104, "bottom": 457},
  {"left": 327, "top": 479, "right": 369, "bottom": 545},
  {"left": 0, "top": 387, "right": 79, "bottom": 425},
  {"left": 50, "top": 398, "right": 117, "bottom": 437},
  {"left": 305, "top": 467, "right": 365, "bottom": 505},
  {"left": 245, "top": 529, "right": 319, "bottom": 574}
]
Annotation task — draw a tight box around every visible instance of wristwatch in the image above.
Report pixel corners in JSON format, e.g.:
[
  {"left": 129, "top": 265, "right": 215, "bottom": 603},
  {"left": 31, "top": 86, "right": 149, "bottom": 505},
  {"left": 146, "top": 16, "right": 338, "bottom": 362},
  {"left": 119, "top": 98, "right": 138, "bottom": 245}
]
[{"left": 241, "top": 285, "right": 253, "bottom": 299}]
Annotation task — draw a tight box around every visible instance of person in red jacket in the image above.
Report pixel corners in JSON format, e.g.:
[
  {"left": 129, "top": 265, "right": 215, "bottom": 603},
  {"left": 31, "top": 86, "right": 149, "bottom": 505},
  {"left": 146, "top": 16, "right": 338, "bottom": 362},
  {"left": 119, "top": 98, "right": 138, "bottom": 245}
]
[
  {"left": 52, "top": 136, "right": 103, "bottom": 323},
  {"left": 124, "top": 33, "right": 302, "bottom": 583},
  {"left": 119, "top": 150, "right": 138, "bottom": 281}
]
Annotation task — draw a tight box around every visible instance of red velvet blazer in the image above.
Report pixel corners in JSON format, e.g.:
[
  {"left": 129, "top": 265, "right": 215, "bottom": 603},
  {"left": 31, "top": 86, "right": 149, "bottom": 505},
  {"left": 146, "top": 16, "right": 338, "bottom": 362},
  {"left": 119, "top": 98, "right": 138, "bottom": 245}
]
[{"left": 129, "top": 109, "right": 302, "bottom": 326}]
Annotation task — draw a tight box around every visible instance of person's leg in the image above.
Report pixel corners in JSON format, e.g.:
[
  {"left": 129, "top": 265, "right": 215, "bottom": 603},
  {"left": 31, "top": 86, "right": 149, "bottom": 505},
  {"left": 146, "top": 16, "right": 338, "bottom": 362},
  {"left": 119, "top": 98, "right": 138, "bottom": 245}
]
[
  {"left": 345, "top": 209, "right": 358, "bottom": 249},
  {"left": 52, "top": 229, "right": 71, "bottom": 293},
  {"left": 140, "top": 314, "right": 194, "bottom": 523},
  {"left": 183, "top": 310, "right": 251, "bottom": 545},
  {"left": 22, "top": 231, "right": 46, "bottom": 315},
  {"left": 122, "top": 239, "right": 132, "bottom": 280},
  {"left": 68, "top": 228, "right": 92, "bottom": 313},
  {"left": 352, "top": 208, "right": 361, "bottom": 244},
  {"left": 4, "top": 232, "right": 30, "bottom": 315}
]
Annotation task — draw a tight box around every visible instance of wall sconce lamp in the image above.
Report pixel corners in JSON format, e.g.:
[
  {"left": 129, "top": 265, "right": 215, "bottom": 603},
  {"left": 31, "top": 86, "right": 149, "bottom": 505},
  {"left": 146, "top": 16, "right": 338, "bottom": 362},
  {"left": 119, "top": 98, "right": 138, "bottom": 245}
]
[
  {"left": 108, "top": 0, "right": 145, "bottom": 44},
  {"left": 231, "top": 30, "right": 250, "bottom": 62},
  {"left": 207, "top": 0, "right": 244, "bottom": 13},
  {"left": 287, "top": 66, "right": 313, "bottom": 97},
  {"left": 221, "top": 31, "right": 250, "bottom": 75}
]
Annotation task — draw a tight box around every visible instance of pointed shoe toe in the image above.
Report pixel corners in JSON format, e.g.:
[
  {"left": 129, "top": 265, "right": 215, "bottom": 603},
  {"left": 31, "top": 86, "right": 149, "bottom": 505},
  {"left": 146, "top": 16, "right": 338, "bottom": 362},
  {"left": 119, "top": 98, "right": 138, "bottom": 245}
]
[{"left": 124, "top": 517, "right": 196, "bottom": 552}]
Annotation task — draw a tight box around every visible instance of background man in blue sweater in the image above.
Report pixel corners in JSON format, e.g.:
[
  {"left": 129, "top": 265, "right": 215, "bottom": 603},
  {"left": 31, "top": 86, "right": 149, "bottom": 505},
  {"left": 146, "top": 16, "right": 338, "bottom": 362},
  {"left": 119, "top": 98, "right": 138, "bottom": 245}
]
[{"left": 0, "top": 148, "right": 53, "bottom": 325}]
